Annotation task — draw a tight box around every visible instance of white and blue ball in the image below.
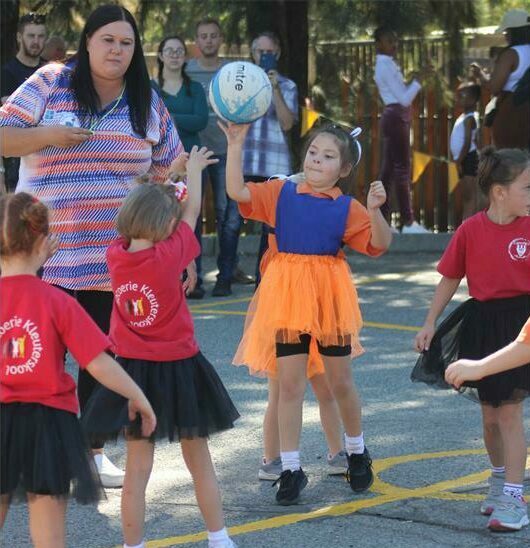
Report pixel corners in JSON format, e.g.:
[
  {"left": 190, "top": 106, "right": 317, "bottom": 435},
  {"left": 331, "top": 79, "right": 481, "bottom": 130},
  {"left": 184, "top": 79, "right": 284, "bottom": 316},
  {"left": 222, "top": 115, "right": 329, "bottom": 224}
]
[{"left": 209, "top": 61, "right": 272, "bottom": 124}]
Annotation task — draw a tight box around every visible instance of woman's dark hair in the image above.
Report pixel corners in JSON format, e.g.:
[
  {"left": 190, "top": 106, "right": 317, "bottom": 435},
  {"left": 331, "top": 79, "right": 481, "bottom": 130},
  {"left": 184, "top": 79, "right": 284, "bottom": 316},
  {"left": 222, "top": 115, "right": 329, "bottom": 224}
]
[
  {"left": 506, "top": 25, "right": 530, "bottom": 46},
  {"left": 71, "top": 4, "right": 151, "bottom": 138},
  {"left": 477, "top": 147, "right": 530, "bottom": 196},
  {"left": 156, "top": 36, "right": 192, "bottom": 97}
]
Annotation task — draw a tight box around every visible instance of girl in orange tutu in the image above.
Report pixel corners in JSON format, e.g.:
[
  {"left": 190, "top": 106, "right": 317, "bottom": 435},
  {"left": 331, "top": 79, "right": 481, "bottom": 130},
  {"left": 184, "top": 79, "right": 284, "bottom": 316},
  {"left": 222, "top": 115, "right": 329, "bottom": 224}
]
[{"left": 221, "top": 122, "right": 392, "bottom": 505}]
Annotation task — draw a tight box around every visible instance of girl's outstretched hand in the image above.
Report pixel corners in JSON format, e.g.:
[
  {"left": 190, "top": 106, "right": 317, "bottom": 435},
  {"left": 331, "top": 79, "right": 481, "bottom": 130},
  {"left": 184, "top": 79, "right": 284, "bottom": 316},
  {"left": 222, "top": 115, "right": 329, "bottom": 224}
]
[
  {"left": 128, "top": 396, "right": 157, "bottom": 438},
  {"left": 367, "top": 180, "right": 387, "bottom": 210},
  {"left": 217, "top": 121, "right": 251, "bottom": 146},
  {"left": 445, "top": 359, "right": 483, "bottom": 388},
  {"left": 187, "top": 145, "right": 218, "bottom": 173}
]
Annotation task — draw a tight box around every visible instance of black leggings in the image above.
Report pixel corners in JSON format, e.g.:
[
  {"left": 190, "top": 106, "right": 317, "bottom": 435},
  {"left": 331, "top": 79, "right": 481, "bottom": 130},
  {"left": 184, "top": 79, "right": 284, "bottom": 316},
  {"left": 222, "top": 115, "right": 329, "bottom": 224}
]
[
  {"left": 58, "top": 288, "right": 113, "bottom": 449},
  {"left": 276, "top": 333, "right": 351, "bottom": 358}
]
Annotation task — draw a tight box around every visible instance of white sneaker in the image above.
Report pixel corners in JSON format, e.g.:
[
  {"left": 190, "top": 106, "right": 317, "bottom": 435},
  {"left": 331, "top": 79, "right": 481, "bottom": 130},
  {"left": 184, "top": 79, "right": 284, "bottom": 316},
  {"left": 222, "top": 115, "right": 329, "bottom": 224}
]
[
  {"left": 401, "top": 221, "right": 430, "bottom": 234},
  {"left": 94, "top": 453, "right": 125, "bottom": 488}
]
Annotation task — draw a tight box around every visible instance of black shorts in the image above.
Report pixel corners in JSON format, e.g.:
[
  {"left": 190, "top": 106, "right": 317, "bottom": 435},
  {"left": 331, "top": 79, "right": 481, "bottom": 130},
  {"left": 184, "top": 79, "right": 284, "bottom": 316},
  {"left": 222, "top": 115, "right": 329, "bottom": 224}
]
[
  {"left": 276, "top": 333, "right": 351, "bottom": 358},
  {"left": 461, "top": 150, "right": 478, "bottom": 177}
]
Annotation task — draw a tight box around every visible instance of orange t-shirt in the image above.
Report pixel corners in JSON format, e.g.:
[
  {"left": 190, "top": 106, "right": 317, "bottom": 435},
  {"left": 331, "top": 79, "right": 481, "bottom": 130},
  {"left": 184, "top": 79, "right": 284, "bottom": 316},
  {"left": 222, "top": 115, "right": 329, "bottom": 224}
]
[
  {"left": 516, "top": 317, "right": 530, "bottom": 345},
  {"left": 239, "top": 180, "right": 385, "bottom": 265}
]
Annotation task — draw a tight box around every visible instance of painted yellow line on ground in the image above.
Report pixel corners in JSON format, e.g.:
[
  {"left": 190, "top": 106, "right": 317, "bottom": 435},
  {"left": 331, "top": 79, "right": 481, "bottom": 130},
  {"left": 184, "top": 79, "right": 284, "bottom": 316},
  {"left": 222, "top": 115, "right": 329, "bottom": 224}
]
[
  {"left": 192, "top": 309, "right": 420, "bottom": 333},
  {"left": 131, "top": 448, "right": 510, "bottom": 548},
  {"left": 189, "top": 269, "right": 437, "bottom": 313}
]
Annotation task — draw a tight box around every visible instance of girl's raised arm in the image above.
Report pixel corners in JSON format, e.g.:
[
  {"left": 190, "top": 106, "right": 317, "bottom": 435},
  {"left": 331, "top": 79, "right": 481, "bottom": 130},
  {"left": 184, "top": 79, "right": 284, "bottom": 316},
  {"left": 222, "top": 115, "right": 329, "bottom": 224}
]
[{"left": 218, "top": 121, "right": 251, "bottom": 203}]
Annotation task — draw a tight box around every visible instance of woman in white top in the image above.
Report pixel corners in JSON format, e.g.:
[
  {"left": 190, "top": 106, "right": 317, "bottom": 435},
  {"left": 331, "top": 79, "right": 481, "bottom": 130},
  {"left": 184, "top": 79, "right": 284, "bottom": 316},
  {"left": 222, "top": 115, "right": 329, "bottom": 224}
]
[
  {"left": 373, "top": 27, "right": 431, "bottom": 233},
  {"left": 471, "top": 9, "right": 530, "bottom": 150}
]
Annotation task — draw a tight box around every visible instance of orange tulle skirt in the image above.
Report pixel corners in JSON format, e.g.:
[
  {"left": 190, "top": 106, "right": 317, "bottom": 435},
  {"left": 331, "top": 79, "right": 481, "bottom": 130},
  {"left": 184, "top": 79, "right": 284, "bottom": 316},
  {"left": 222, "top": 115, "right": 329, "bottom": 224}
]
[{"left": 233, "top": 252, "right": 364, "bottom": 378}]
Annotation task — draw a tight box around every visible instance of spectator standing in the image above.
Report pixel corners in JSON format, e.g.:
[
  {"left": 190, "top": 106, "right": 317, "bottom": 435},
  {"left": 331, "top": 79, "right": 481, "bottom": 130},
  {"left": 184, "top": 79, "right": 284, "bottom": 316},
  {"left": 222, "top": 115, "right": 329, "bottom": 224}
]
[
  {"left": 0, "top": 4, "right": 182, "bottom": 488},
  {"left": 373, "top": 26, "right": 431, "bottom": 233},
  {"left": 187, "top": 18, "right": 254, "bottom": 298},
  {"left": 471, "top": 9, "right": 530, "bottom": 151},
  {"left": 243, "top": 31, "right": 298, "bottom": 285},
  {"left": 1, "top": 12, "right": 47, "bottom": 193}
]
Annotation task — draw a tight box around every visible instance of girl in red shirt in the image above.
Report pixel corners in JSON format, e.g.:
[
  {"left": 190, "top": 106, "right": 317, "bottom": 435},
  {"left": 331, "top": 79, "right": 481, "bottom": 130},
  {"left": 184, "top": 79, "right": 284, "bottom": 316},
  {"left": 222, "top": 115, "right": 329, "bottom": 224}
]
[
  {"left": 413, "top": 147, "right": 530, "bottom": 532},
  {"left": 0, "top": 193, "right": 155, "bottom": 548},
  {"left": 82, "top": 147, "right": 239, "bottom": 548}
]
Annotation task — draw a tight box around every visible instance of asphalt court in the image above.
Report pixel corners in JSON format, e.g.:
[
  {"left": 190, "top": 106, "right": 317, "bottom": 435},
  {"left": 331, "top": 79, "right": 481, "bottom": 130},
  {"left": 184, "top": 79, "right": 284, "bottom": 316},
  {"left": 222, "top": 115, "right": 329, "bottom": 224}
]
[{"left": 2, "top": 251, "right": 530, "bottom": 547}]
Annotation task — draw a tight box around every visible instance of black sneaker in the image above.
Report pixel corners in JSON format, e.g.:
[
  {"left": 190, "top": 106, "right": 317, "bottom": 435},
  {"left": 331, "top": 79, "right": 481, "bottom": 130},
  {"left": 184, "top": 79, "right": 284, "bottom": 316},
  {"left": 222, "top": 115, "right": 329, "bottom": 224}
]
[
  {"left": 273, "top": 469, "right": 308, "bottom": 506},
  {"left": 186, "top": 286, "right": 205, "bottom": 300},
  {"left": 212, "top": 279, "right": 232, "bottom": 297},
  {"left": 346, "top": 448, "right": 374, "bottom": 493},
  {"left": 232, "top": 267, "right": 255, "bottom": 285}
]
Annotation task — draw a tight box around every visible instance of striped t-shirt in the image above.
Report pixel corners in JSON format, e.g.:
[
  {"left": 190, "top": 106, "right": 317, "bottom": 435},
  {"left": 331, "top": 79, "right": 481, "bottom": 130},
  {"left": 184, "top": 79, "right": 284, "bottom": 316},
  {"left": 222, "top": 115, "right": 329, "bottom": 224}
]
[{"left": 0, "top": 63, "right": 181, "bottom": 291}]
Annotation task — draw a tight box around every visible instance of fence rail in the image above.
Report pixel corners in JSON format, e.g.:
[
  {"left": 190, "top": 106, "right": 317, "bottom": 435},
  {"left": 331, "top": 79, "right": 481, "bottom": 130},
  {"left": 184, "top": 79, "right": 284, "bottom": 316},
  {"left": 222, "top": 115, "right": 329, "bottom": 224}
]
[{"left": 314, "top": 37, "right": 492, "bottom": 232}]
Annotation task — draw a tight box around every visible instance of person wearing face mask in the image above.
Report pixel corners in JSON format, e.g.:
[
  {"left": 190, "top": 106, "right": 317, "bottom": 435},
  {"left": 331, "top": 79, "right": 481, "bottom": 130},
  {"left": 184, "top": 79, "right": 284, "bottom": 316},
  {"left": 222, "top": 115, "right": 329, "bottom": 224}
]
[
  {"left": 0, "top": 3, "right": 183, "bottom": 489},
  {"left": 243, "top": 31, "right": 299, "bottom": 286}
]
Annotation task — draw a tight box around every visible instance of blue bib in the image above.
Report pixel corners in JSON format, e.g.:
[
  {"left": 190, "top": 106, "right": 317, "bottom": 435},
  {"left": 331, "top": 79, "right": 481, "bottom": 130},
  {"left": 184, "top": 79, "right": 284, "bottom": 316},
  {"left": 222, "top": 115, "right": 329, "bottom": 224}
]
[{"left": 275, "top": 181, "right": 351, "bottom": 255}]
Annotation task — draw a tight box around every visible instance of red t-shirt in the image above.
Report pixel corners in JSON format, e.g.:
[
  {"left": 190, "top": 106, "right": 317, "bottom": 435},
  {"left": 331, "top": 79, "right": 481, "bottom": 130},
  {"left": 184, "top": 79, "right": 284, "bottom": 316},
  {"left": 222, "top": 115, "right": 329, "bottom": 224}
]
[
  {"left": 0, "top": 275, "right": 110, "bottom": 413},
  {"left": 438, "top": 212, "right": 530, "bottom": 301},
  {"left": 107, "top": 220, "right": 200, "bottom": 361}
]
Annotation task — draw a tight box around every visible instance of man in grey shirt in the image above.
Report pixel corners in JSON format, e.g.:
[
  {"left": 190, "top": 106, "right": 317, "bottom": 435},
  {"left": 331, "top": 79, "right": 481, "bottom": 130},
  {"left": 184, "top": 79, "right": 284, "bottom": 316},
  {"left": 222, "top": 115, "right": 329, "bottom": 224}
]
[{"left": 187, "top": 17, "right": 253, "bottom": 297}]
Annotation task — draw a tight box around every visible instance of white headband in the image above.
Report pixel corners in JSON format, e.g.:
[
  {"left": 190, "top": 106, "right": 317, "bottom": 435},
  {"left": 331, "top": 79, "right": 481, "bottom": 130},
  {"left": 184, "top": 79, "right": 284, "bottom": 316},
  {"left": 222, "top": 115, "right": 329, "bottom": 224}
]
[{"left": 350, "top": 127, "right": 362, "bottom": 167}]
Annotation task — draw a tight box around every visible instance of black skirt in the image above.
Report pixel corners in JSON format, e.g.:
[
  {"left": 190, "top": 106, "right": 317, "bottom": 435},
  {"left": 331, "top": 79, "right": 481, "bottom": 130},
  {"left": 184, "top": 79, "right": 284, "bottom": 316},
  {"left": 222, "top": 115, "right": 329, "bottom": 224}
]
[
  {"left": 0, "top": 403, "right": 103, "bottom": 503},
  {"left": 411, "top": 295, "right": 530, "bottom": 406},
  {"left": 82, "top": 352, "right": 240, "bottom": 442}
]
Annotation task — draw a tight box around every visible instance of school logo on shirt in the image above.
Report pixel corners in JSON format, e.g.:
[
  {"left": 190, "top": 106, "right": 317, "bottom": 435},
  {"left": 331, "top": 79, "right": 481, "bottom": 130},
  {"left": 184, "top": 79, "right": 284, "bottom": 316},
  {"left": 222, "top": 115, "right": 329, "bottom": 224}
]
[
  {"left": 115, "top": 282, "right": 159, "bottom": 328},
  {"left": 0, "top": 316, "right": 43, "bottom": 375},
  {"left": 508, "top": 238, "right": 530, "bottom": 261}
]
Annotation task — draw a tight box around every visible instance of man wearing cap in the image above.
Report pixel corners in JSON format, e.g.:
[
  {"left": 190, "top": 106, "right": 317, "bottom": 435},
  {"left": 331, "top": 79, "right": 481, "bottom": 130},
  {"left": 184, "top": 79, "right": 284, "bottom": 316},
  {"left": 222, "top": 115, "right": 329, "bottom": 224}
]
[{"left": 471, "top": 9, "right": 530, "bottom": 150}]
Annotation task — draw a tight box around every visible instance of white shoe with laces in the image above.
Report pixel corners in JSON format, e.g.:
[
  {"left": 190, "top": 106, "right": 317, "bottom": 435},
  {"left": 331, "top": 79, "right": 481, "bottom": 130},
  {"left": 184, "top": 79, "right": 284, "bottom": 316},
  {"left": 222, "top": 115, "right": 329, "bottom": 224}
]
[
  {"left": 401, "top": 221, "right": 431, "bottom": 234},
  {"left": 94, "top": 453, "right": 125, "bottom": 488}
]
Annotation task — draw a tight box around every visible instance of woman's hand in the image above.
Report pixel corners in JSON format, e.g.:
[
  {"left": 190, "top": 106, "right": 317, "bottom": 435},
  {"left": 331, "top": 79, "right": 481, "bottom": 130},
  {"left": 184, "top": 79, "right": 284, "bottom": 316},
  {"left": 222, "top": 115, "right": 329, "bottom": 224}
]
[
  {"left": 217, "top": 121, "right": 251, "bottom": 146},
  {"left": 169, "top": 152, "right": 189, "bottom": 180},
  {"left": 367, "top": 180, "right": 387, "bottom": 211},
  {"left": 445, "top": 359, "right": 484, "bottom": 389},
  {"left": 47, "top": 126, "right": 93, "bottom": 148},
  {"left": 183, "top": 261, "right": 197, "bottom": 295}
]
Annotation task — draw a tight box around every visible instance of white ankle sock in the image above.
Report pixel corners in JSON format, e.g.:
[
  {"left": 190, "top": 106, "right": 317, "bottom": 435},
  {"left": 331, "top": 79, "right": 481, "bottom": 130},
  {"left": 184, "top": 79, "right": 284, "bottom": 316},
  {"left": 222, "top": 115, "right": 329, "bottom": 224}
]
[
  {"left": 207, "top": 527, "right": 230, "bottom": 546},
  {"left": 280, "top": 450, "right": 300, "bottom": 472},
  {"left": 344, "top": 432, "right": 364, "bottom": 455},
  {"left": 124, "top": 542, "right": 144, "bottom": 548},
  {"left": 503, "top": 483, "right": 524, "bottom": 501},
  {"left": 491, "top": 466, "right": 505, "bottom": 476}
]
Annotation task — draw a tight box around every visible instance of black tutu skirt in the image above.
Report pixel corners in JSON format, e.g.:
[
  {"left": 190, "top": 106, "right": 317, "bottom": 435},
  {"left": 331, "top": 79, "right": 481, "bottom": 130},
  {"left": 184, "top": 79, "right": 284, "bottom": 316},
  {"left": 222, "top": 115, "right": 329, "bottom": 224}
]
[
  {"left": 1, "top": 403, "right": 103, "bottom": 504},
  {"left": 411, "top": 295, "right": 530, "bottom": 406},
  {"left": 82, "top": 352, "right": 240, "bottom": 442}
]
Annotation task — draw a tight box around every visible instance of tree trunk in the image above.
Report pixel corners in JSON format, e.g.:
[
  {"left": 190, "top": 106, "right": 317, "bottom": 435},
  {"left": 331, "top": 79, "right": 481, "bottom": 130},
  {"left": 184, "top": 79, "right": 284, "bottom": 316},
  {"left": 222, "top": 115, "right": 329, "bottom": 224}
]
[
  {"left": 1, "top": 0, "right": 19, "bottom": 66},
  {"left": 245, "top": 0, "right": 308, "bottom": 99}
]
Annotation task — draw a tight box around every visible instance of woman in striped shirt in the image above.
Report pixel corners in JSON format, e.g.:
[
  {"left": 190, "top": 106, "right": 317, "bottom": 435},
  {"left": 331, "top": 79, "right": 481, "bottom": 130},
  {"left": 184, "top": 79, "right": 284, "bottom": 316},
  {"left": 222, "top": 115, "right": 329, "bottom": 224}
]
[{"left": 0, "top": 4, "right": 183, "bottom": 487}]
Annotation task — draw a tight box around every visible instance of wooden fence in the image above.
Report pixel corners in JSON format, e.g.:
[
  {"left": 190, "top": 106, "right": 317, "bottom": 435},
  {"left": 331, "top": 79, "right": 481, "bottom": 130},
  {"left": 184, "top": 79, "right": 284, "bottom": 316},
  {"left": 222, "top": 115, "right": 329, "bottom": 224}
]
[{"left": 314, "top": 37, "right": 492, "bottom": 232}]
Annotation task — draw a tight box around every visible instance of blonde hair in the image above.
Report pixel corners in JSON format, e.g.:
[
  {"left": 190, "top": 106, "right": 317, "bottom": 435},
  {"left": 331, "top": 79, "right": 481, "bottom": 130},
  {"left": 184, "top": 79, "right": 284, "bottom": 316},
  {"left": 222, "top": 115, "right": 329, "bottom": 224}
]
[
  {"left": 0, "top": 192, "right": 49, "bottom": 257},
  {"left": 117, "top": 177, "right": 182, "bottom": 242}
]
